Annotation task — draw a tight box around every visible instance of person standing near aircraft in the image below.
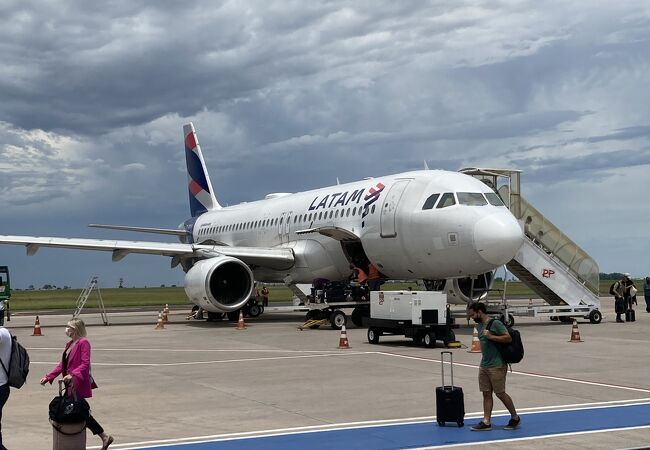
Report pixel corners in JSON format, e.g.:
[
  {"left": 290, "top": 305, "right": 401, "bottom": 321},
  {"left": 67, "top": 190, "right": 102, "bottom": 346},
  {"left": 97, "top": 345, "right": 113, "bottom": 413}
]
[
  {"left": 40, "top": 319, "right": 114, "bottom": 450},
  {"left": 0, "top": 326, "right": 12, "bottom": 450},
  {"left": 621, "top": 273, "right": 637, "bottom": 310},
  {"left": 644, "top": 277, "right": 650, "bottom": 313},
  {"left": 467, "top": 302, "right": 520, "bottom": 431},
  {"left": 260, "top": 285, "right": 270, "bottom": 307},
  {"left": 366, "top": 263, "right": 382, "bottom": 291}
]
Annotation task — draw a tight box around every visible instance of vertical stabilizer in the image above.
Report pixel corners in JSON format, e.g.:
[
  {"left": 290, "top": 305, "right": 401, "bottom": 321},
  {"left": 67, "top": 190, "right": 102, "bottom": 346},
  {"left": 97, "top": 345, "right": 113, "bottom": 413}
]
[{"left": 183, "top": 123, "right": 221, "bottom": 216}]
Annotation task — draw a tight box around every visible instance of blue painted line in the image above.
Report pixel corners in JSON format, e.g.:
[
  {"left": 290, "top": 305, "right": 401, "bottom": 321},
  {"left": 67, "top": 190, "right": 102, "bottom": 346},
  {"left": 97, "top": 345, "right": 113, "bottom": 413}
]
[{"left": 131, "top": 403, "right": 650, "bottom": 449}]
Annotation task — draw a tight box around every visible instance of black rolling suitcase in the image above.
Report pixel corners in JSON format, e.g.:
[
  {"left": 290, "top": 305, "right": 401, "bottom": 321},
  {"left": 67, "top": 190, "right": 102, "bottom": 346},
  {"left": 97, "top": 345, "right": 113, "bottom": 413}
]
[
  {"left": 435, "top": 351, "right": 464, "bottom": 427},
  {"left": 626, "top": 308, "right": 636, "bottom": 322}
]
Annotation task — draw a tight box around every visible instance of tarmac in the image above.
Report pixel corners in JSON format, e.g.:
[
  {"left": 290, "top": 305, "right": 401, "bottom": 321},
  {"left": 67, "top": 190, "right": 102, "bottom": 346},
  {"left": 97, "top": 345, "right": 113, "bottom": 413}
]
[{"left": 4, "top": 297, "right": 650, "bottom": 449}]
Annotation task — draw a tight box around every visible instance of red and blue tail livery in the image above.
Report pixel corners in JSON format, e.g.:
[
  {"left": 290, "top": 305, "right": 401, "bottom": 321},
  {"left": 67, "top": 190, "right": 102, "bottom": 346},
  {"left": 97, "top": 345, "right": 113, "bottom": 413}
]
[{"left": 184, "top": 123, "right": 220, "bottom": 217}]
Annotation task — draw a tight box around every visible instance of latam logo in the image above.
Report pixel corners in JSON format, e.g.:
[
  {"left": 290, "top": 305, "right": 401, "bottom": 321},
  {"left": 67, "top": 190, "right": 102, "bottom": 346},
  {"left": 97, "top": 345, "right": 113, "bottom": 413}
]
[
  {"left": 542, "top": 268, "right": 555, "bottom": 279},
  {"left": 362, "top": 182, "right": 385, "bottom": 227}
]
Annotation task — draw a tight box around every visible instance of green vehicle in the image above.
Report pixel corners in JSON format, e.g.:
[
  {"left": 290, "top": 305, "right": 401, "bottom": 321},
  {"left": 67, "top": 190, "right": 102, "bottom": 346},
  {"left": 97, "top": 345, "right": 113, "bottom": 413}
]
[{"left": 0, "top": 266, "right": 9, "bottom": 301}]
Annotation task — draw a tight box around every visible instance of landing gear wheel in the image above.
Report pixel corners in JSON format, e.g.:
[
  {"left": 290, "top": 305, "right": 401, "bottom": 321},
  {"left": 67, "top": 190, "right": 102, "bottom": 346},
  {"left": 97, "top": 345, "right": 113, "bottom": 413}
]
[
  {"left": 589, "top": 309, "right": 602, "bottom": 324},
  {"left": 330, "top": 310, "right": 347, "bottom": 330},
  {"left": 367, "top": 327, "right": 380, "bottom": 344},
  {"left": 500, "top": 314, "right": 515, "bottom": 327},
  {"left": 248, "top": 304, "right": 261, "bottom": 318},
  {"left": 443, "top": 329, "right": 456, "bottom": 348},
  {"left": 206, "top": 312, "right": 223, "bottom": 322},
  {"left": 423, "top": 332, "right": 436, "bottom": 348}
]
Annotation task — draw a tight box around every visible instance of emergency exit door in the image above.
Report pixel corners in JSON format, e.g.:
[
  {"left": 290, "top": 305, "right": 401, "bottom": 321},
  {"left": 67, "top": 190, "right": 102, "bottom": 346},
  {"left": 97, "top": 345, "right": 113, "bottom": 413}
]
[{"left": 380, "top": 179, "right": 411, "bottom": 238}]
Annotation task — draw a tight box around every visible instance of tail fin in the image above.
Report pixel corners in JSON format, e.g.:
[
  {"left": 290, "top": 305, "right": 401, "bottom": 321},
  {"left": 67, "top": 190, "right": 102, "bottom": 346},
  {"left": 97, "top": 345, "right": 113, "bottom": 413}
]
[{"left": 183, "top": 123, "right": 220, "bottom": 216}]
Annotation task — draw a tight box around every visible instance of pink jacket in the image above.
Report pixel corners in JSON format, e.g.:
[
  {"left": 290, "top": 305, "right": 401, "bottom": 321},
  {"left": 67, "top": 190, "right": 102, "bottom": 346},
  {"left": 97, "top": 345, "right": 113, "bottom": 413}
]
[{"left": 44, "top": 337, "right": 97, "bottom": 398}]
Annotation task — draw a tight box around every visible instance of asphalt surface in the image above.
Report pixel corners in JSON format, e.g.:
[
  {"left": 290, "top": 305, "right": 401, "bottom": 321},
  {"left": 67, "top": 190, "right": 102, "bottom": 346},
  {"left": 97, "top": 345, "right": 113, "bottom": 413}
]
[{"left": 4, "top": 297, "right": 650, "bottom": 449}]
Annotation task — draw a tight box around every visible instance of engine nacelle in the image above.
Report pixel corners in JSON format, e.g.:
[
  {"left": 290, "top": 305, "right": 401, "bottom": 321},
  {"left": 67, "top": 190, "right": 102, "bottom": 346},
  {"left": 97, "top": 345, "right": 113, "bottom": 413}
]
[
  {"left": 184, "top": 256, "right": 254, "bottom": 313},
  {"left": 424, "top": 271, "right": 495, "bottom": 305}
]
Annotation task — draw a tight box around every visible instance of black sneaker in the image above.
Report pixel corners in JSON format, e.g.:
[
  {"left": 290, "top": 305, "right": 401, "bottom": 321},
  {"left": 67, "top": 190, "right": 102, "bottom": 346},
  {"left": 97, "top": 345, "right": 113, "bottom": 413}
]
[
  {"left": 470, "top": 421, "right": 492, "bottom": 431},
  {"left": 504, "top": 416, "right": 521, "bottom": 430}
]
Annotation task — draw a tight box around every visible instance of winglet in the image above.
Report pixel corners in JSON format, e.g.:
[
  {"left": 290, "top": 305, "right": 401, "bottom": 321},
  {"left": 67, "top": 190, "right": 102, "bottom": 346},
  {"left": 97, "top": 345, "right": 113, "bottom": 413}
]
[{"left": 184, "top": 123, "right": 221, "bottom": 217}]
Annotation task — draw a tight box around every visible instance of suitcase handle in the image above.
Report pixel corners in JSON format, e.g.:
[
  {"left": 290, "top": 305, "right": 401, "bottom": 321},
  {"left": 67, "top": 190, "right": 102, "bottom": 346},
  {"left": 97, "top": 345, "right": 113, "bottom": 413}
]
[{"left": 440, "top": 351, "right": 454, "bottom": 388}]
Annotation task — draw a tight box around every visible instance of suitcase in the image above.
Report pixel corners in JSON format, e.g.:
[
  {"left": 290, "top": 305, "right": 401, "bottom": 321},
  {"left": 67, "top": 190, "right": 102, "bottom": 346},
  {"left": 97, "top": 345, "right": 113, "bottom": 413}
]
[
  {"left": 625, "top": 309, "right": 636, "bottom": 322},
  {"left": 52, "top": 420, "right": 86, "bottom": 450},
  {"left": 435, "top": 351, "right": 465, "bottom": 427}
]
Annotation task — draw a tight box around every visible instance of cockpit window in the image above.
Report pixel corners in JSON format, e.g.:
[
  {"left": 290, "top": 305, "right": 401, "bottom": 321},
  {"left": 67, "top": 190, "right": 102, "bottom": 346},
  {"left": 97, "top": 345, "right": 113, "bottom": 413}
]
[
  {"left": 436, "top": 192, "right": 456, "bottom": 208},
  {"left": 422, "top": 193, "right": 440, "bottom": 210},
  {"left": 457, "top": 192, "right": 488, "bottom": 206},
  {"left": 485, "top": 192, "right": 505, "bottom": 206}
]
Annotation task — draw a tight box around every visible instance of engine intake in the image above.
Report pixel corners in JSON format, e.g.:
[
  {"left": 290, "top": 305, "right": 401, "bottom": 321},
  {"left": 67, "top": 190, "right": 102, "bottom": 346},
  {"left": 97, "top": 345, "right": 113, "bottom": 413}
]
[{"left": 184, "top": 256, "right": 254, "bottom": 312}]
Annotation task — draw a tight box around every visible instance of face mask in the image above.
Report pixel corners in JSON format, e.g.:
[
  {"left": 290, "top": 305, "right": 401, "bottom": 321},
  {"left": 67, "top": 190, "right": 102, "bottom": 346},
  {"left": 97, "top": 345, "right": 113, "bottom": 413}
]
[{"left": 65, "top": 328, "right": 73, "bottom": 337}]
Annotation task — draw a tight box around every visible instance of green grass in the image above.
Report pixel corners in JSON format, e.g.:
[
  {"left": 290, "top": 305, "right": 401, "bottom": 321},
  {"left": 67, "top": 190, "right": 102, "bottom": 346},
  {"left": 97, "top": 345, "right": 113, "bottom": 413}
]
[{"left": 7, "top": 279, "right": 639, "bottom": 312}]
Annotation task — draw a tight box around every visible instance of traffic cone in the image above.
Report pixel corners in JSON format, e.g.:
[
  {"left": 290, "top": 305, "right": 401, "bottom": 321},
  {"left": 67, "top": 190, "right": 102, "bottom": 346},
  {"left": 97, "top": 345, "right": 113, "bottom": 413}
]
[
  {"left": 338, "top": 324, "right": 350, "bottom": 349},
  {"left": 468, "top": 326, "right": 481, "bottom": 353},
  {"left": 154, "top": 311, "right": 165, "bottom": 330},
  {"left": 568, "top": 319, "right": 582, "bottom": 343},
  {"left": 162, "top": 307, "right": 169, "bottom": 324},
  {"left": 528, "top": 298, "right": 533, "bottom": 307},
  {"left": 236, "top": 310, "right": 246, "bottom": 330},
  {"left": 32, "top": 316, "right": 43, "bottom": 336}
]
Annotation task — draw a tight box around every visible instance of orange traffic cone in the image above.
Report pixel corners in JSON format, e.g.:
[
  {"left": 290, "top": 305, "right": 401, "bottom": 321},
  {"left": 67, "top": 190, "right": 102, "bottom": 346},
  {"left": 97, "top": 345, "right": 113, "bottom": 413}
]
[
  {"left": 32, "top": 316, "right": 43, "bottom": 336},
  {"left": 568, "top": 319, "right": 582, "bottom": 343},
  {"left": 154, "top": 311, "right": 165, "bottom": 330},
  {"left": 162, "top": 308, "right": 169, "bottom": 324},
  {"left": 236, "top": 310, "right": 246, "bottom": 330},
  {"left": 468, "top": 326, "right": 481, "bottom": 353},
  {"left": 338, "top": 324, "right": 350, "bottom": 349}
]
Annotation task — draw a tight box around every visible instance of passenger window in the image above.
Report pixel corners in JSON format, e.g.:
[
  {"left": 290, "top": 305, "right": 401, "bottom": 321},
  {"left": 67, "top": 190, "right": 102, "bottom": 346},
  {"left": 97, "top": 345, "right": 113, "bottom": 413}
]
[
  {"left": 422, "top": 193, "right": 440, "bottom": 210},
  {"left": 371, "top": 204, "right": 375, "bottom": 214},
  {"left": 485, "top": 192, "right": 505, "bottom": 206},
  {"left": 436, "top": 193, "right": 456, "bottom": 208}
]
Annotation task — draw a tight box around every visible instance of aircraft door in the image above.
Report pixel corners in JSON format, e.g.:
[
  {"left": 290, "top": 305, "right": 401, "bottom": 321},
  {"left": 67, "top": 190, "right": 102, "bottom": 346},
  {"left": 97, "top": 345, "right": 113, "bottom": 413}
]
[
  {"left": 380, "top": 179, "right": 411, "bottom": 238},
  {"left": 278, "top": 213, "right": 286, "bottom": 243},
  {"left": 284, "top": 212, "right": 292, "bottom": 243}
]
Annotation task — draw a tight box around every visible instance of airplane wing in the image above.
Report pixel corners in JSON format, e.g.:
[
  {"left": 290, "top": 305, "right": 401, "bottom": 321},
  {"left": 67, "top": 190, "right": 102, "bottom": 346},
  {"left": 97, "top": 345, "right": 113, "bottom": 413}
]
[
  {"left": 0, "top": 235, "right": 294, "bottom": 270},
  {"left": 88, "top": 224, "right": 188, "bottom": 236}
]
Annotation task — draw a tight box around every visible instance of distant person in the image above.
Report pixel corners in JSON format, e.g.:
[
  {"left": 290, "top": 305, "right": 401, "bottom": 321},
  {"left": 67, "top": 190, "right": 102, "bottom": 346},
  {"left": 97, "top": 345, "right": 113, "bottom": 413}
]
[
  {"left": 611, "top": 279, "right": 625, "bottom": 322},
  {"left": 366, "top": 263, "right": 382, "bottom": 291},
  {"left": 644, "top": 277, "right": 650, "bottom": 313},
  {"left": 260, "top": 285, "right": 270, "bottom": 307},
  {"left": 0, "top": 326, "right": 12, "bottom": 450},
  {"left": 621, "top": 273, "right": 637, "bottom": 310},
  {"left": 0, "top": 300, "right": 4, "bottom": 327},
  {"left": 467, "top": 302, "right": 520, "bottom": 431},
  {"left": 40, "top": 319, "right": 114, "bottom": 450},
  {"left": 349, "top": 264, "right": 367, "bottom": 285},
  {"left": 524, "top": 216, "right": 533, "bottom": 239}
]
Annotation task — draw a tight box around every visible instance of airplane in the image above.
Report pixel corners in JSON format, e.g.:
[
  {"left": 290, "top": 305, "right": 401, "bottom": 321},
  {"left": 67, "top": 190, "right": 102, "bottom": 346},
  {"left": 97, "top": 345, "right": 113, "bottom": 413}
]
[{"left": 0, "top": 123, "right": 523, "bottom": 316}]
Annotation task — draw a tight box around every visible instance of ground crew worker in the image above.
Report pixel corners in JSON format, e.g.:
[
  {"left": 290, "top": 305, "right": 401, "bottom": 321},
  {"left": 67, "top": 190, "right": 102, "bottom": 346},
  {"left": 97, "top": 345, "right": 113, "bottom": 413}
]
[
  {"left": 260, "top": 285, "right": 270, "bottom": 307},
  {"left": 367, "top": 263, "right": 382, "bottom": 291}
]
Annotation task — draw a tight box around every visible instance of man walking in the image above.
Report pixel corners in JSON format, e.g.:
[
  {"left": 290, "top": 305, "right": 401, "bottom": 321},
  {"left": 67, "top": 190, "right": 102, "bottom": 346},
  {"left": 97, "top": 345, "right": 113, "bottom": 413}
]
[
  {"left": 467, "top": 302, "right": 520, "bottom": 431},
  {"left": 0, "top": 326, "right": 11, "bottom": 449}
]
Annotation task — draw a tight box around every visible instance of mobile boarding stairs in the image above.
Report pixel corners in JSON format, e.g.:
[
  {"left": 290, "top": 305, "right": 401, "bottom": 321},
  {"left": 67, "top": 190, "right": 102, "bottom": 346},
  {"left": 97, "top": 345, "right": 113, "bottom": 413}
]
[{"left": 460, "top": 169, "right": 602, "bottom": 325}]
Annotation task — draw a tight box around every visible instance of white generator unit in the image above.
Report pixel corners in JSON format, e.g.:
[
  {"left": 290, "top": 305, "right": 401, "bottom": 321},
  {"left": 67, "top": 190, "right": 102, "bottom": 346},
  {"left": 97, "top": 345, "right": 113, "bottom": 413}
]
[{"left": 371, "top": 291, "right": 447, "bottom": 325}]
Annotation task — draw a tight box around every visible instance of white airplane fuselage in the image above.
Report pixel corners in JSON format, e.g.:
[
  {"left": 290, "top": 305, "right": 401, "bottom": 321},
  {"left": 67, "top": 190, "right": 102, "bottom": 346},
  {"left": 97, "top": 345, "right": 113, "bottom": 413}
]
[{"left": 190, "top": 169, "right": 523, "bottom": 284}]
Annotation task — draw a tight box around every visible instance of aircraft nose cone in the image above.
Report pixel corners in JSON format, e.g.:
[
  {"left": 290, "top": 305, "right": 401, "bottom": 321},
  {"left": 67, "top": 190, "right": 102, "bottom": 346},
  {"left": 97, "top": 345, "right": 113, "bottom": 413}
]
[{"left": 474, "top": 213, "right": 523, "bottom": 266}]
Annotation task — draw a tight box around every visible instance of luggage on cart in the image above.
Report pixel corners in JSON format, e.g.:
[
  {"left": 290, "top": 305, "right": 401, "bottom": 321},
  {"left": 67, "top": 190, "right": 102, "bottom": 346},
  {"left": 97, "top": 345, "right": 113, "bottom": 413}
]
[
  {"left": 51, "top": 420, "right": 86, "bottom": 450},
  {"left": 625, "top": 308, "right": 636, "bottom": 322},
  {"left": 435, "top": 351, "right": 464, "bottom": 427}
]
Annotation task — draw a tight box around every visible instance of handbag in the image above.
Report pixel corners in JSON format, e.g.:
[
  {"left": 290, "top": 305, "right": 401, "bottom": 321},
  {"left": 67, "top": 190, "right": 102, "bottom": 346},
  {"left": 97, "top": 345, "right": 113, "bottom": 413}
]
[{"left": 49, "top": 380, "right": 90, "bottom": 424}]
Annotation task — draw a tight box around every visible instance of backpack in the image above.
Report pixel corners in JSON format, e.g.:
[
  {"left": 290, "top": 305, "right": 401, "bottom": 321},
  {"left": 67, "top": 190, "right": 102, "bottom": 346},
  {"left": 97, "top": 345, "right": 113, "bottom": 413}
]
[
  {"left": 487, "top": 319, "right": 524, "bottom": 364},
  {"left": 0, "top": 334, "right": 30, "bottom": 388},
  {"left": 609, "top": 282, "right": 617, "bottom": 296}
]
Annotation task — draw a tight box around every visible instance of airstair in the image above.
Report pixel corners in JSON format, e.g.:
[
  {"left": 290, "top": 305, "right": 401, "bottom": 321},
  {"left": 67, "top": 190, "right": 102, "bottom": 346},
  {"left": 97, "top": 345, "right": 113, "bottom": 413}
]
[
  {"left": 460, "top": 169, "right": 600, "bottom": 321},
  {"left": 72, "top": 276, "right": 109, "bottom": 325}
]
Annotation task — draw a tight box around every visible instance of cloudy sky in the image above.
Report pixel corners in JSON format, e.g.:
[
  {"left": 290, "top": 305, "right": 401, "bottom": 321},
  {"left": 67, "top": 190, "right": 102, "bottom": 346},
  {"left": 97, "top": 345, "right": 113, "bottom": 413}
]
[{"left": 1, "top": 1, "right": 648, "bottom": 289}]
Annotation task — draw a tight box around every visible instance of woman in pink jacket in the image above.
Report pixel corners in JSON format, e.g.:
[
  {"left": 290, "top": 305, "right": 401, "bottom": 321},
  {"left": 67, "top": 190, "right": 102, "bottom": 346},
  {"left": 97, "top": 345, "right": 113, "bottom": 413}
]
[{"left": 40, "top": 318, "right": 113, "bottom": 450}]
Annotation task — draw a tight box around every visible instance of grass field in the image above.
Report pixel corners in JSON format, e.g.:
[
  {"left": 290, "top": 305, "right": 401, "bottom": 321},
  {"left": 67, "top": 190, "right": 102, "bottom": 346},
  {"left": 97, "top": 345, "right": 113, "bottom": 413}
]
[{"left": 6, "top": 279, "right": 634, "bottom": 312}]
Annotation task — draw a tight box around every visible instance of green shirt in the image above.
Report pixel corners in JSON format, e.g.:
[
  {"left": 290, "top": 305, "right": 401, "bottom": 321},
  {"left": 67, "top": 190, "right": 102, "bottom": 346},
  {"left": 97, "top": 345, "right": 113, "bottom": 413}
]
[{"left": 477, "top": 319, "right": 507, "bottom": 368}]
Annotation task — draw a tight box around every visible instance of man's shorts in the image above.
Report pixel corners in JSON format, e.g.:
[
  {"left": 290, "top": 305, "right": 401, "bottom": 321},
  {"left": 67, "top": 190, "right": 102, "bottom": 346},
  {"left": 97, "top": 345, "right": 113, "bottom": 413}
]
[{"left": 478, "top": 366, "right": 507, "bottom": 393}]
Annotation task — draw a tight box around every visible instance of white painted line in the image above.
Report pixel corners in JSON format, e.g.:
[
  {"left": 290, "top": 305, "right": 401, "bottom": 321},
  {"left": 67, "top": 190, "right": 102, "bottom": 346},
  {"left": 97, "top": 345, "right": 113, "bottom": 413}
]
[
  {"left": 27, "top": 347, "right": 355, "bottom": 354},
  {"left": 30, "top": 351, "right": 375, "bottom": 367},
  {"left": 90, "top": 400, "right": 650, "bottom": 450},
  {"left": 377, "top": 352, "right": 650, "bottom": 394}
]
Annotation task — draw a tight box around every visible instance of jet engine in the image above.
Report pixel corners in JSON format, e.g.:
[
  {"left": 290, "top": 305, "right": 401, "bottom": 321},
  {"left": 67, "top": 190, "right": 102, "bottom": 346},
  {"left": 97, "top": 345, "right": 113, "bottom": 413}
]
[
  {"left": 184, "top": 256, "right": 254, "bottom": 313},
  {"left": 424, "top": 271, "right": 495, "bottom": 305}
]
